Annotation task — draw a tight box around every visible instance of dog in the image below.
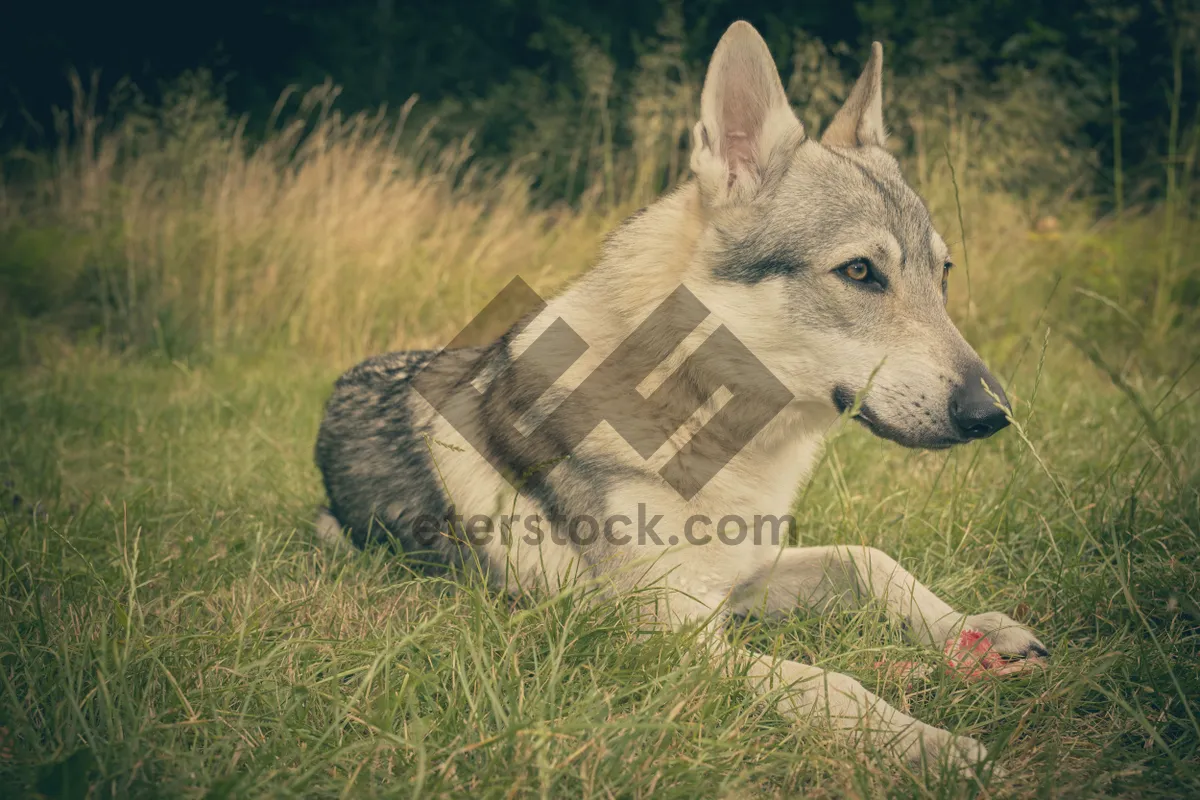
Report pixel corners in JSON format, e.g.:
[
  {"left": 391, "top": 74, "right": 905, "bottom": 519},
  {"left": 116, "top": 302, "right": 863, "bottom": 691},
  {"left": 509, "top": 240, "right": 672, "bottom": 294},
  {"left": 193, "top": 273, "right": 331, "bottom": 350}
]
[{"left": 315, "top": 21, "right": 1049, "bottom": 772}]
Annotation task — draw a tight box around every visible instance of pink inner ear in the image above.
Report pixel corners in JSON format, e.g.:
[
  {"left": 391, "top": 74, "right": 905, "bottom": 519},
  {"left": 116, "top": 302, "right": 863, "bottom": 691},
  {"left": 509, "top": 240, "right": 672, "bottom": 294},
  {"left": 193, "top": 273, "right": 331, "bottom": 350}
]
[
  {"left": 724, "top": 131, "right": 754, "bottom": 186},
  {"left": 721, "top": 89, "right": 764, "bottom": 184}
]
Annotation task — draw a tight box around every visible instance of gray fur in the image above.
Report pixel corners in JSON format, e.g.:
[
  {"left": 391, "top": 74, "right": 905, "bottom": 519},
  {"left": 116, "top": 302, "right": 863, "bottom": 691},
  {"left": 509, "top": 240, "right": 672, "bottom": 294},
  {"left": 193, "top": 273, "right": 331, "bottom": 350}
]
[{"left": 315, "top": 349, "right": 458, "bottom": 562}]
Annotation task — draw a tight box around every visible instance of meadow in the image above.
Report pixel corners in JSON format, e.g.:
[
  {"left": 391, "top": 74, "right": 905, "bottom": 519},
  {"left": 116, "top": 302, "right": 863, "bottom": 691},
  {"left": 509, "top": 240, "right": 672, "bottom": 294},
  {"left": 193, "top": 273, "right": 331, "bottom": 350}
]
[{"left": 1, "top": 37, "right": 1199, "bottom": 798}]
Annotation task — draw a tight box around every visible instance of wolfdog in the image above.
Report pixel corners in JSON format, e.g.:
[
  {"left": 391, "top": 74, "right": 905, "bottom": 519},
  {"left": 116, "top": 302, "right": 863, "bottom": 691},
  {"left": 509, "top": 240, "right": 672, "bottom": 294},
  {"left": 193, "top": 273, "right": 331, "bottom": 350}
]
[{"left": 315, "top": 21, "right": 1050, "bottom": 771}]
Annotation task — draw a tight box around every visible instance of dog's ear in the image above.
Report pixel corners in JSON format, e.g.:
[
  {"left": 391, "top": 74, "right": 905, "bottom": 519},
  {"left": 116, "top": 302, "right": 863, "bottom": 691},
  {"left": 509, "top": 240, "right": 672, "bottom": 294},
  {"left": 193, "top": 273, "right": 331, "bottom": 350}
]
[
  {"left": 822, "top": 42, "right": 887, "bottom": 149},
  {"left": 691, "top": 21, "right": 803, "bottom": 205}
]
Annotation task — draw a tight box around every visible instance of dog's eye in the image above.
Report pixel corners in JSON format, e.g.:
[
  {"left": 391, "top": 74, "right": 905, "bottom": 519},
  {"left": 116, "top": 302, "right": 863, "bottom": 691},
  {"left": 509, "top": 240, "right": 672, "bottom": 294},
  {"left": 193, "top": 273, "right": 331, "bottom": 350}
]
[
  {"left": 943, "top": 261, "right": 954, "bottom": 276},
  {"left": 836, "top": 259, "right": 881, "bottom": 288},
  {"left": 845, "top": 261, "right": 870, "bottom": 281}
]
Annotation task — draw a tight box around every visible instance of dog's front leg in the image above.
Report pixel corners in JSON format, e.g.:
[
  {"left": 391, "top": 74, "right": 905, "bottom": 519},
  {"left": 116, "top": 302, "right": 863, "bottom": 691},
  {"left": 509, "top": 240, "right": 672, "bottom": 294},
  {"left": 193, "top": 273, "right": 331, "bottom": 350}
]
[
  {"left": 711, "top": 637, "right": 989, "bottom": 770},
  {"left": 736, "top": 545, "right": 1049, "bottom": 662},
  {"left": 654, "top": 589, "right": 990, "bottom": 771}
]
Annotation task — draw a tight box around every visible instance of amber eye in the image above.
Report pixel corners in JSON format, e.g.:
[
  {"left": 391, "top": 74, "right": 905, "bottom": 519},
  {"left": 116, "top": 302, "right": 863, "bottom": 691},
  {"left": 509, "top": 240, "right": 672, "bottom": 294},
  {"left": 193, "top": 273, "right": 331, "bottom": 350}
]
[
  {"left": 844, "top": 260, "right": 870, "bottom": 281},
  {"left": 835, "top": 258, "right": 884, "bottom": 289}
]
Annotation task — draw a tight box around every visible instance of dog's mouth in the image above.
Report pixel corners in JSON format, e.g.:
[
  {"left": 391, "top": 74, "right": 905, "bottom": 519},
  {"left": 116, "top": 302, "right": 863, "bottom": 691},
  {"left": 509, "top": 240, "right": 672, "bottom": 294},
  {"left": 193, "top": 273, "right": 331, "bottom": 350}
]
[{"left": 832, "top": 386, "right": 961, "bottom": 450}]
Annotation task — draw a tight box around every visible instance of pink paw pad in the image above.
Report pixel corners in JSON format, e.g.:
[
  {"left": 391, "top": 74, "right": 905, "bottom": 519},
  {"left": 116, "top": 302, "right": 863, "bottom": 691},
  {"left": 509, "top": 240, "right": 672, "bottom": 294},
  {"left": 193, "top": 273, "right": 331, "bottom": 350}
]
[
  {"left": 873, "top": 630, "right": 1046, "bottom": 684},
  {"left": 943, "top": 629, "right": 1044, "bottom": 680}
]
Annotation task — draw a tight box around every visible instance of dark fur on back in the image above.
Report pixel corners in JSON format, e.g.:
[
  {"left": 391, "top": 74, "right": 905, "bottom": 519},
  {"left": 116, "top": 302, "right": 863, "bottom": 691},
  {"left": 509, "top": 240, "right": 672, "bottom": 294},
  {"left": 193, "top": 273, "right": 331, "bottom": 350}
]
[
  {"left": 315, "top": 349, "right": 458, "bottom": 562},
  {"left": 315, "top": 336, "right": 619, "bottom": 574}
]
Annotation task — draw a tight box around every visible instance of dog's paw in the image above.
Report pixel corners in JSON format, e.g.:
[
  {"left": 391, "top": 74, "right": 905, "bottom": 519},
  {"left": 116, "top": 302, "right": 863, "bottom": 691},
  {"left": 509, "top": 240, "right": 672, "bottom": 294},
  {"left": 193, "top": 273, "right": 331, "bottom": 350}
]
[
  {"left": 963, "top": 611, "right": 1050, "bottom": 660},
  {"left": 905, "top": 723, "right": 992, "bottom": 776},
  {"left": 943, "top": 734, "right": 993, "bottom": 775},
  {"left": 943, "top": 612, "right": 1049, "bottom": 679}
]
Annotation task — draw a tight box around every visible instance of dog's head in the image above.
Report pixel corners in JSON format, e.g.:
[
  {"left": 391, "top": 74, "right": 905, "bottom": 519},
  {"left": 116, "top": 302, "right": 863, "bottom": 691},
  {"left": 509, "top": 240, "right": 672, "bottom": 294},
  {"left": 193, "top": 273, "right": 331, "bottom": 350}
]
[{"left": 686, "top": 21, "right": 1009, "bottom": 449}]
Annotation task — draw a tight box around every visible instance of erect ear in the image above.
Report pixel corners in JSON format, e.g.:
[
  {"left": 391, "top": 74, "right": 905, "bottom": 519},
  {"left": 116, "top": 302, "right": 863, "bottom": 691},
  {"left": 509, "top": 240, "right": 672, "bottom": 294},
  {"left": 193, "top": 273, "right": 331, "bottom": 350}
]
[
  {"left": 821, "top": 42, "right": 887, "bottom": 149},
  {"left": 690, "top": 21, "right": 803, "bottom": 205}
]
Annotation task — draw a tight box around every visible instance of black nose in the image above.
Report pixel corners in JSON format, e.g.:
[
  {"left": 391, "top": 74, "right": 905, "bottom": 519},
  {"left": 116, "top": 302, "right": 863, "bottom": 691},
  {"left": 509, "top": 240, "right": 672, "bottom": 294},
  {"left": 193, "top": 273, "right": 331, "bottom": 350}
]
[{"left": 949, "top": 365, "right": 1011, "bottom": 440}]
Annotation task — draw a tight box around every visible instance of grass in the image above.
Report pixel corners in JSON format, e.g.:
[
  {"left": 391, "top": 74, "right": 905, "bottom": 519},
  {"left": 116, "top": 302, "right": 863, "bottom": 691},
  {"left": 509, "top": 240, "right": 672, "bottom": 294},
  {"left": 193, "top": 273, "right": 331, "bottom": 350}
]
[
  {"left": 0, "top": 63, "right": 1199, "bottom": 797},
  {"left": 0, "top": 321, "right": 1197, "bottom": 797}
]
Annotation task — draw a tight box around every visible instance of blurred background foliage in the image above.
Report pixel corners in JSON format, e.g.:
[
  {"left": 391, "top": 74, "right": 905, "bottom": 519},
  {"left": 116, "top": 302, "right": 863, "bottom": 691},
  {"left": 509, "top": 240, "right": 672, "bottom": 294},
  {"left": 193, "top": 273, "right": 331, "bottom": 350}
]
[
  {"left": 0, "top": 0, "right": 1197, "bottom": 379},
  {"left": 1, "top": 0, "right": 1194, "bottom": 207}
]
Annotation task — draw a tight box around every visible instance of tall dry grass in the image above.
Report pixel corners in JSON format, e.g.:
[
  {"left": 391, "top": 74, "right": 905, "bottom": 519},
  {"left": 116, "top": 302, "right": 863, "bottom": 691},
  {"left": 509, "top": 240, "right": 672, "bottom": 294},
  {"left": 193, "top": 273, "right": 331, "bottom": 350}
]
[
  {"left": 1, "top": 76, "right": 613, "bottom": 363},
  {"left": 0, "top": 44, "right": 1195, "bottom": 377}
]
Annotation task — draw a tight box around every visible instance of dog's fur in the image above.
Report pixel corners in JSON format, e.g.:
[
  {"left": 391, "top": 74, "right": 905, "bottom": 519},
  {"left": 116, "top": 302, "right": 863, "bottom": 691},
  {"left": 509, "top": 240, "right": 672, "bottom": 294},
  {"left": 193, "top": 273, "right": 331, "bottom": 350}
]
[{"left": 316, "top": 22, "right": 1049, "bottom": 771}]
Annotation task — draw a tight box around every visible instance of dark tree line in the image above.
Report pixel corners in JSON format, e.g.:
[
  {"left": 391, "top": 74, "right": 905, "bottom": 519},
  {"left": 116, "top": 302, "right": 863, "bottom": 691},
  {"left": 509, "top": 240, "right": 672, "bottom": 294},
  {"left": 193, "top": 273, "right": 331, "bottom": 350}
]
[{"left": 1, "top": 0, "right": 1194, "bottom": 204}]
